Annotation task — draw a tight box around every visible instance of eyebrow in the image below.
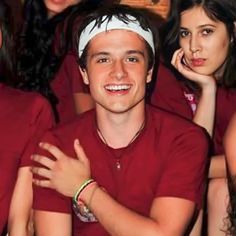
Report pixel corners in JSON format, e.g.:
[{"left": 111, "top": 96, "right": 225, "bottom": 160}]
[{"left": 180, "top": 24, "right": 217, "bottom": 30}]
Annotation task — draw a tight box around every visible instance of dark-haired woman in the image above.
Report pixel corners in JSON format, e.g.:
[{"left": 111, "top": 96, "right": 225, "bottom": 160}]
[
  {"left": 224, "top": 112, "right": 236, "bottom": 235},
  {"left": 151, "top": 0, "right": 236, "bottom": 235},
  {"left": 16, "top": 0, "right": 107, "bottom": 123},
  {"left": 0, "top": 1, "right": 54, "bottom": 235}
]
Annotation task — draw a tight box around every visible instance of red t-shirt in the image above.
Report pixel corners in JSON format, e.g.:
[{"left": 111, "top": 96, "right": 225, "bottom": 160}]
[
  {"left": 33, "top": 106, "right": 208, "bottom": 236},
  {"left": 0, "top": 84, "right": 54, "bottom": 233},
  {"left": 51, "top": 16, "right": 89, "bottom": 124},
  {"left": 151, "top": 63, "right": 236, "bottom": 155},
  {"left": 51, "top": 51, "right": 89, "bottom": 123}
]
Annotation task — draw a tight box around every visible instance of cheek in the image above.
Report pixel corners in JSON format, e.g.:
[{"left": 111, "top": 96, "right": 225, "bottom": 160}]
[
  {"left": 179, "top": 39, "right": 189, "bottom": 54},
  {"left": 220, "top": 39, "right": 230, "bottom": 55},
  {"left": 210, "top": 39, "right": 229, "bottom": 65}
]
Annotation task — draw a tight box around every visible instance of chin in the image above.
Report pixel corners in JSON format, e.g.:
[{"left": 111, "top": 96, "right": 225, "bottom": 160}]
[
  {"left": 106, "top": 104, "right": 131, "bottom": 114},
  {"left": 192, "top": 68, "right": 215, "bottom": 76}
]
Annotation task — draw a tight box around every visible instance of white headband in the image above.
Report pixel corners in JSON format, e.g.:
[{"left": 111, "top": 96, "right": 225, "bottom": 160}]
[{"left": 78, "top": 15, "right": 155, "bottom": 57}]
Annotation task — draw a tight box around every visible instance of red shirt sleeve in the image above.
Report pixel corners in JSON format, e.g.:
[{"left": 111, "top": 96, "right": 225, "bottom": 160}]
[
  {"left": 33, "top": 131, "right": 71, "bottom": 213},
  {"left": 155, "top": 126, "right": 209, "bottom": 209},
  {"left": 20, "top": 95, "right": 55, "bottom": 167}
]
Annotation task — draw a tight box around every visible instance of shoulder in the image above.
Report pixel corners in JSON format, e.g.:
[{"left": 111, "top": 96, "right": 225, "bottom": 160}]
[
  {"left": 156, "top": 62, "right": 180, "bottom": 88},
  {"left": 148, "top": 105, "right": 188, "bottom": 124},
  {"left": 148, "top": 105, "right": 208, "bottom": 142},
  {"left": 0, "top": 84, "right": 54, "bottom": 123},
  {"left": 150, "top": 62, "right": 193, "bottom": 119},
  {"left": 0, "top": 85, "right": 50, "bottom": 110},
  {"left": 48, "top": 109, "right": 95, "bottom": 139}
]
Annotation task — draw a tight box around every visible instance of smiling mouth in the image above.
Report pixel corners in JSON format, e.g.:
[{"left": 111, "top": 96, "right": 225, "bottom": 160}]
[{"left": 105, "top": 84, "right": 132, "bottom": 92}]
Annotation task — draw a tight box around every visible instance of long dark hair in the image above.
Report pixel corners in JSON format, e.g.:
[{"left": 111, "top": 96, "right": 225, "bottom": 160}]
[
  {"left": 161, "top": 0, "right": 236, "bottom": 89},
  {"left": 0, "top": 0, "right": 15, "bottom": 84},
  {"left": 16, "top": 0, "right": 103, "bottom": 120}
]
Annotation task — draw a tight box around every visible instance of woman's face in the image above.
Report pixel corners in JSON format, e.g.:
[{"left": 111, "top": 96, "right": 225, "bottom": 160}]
[
  {"left": 44, "top": 0, "right": 81, "bottom": 18},
  {"left": 179, "top": 6, "right": 230, "bottom": 77}
]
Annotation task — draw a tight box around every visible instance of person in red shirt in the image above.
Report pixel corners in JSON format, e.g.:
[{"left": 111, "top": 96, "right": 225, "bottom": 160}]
[
  {"left": 150, "top": 0, "right": 236, "bottom": 235},
  {"left": 31, "top": 4, "right": 209, "bottom": 235},
  {"left": 16, "top": 0, "right": 106, "bottom": 123},
  {"left": 0, "top": 1, "right": 54, "bottom": 235},
  {"left": 224, "top": 112, "right": 236, "bottom": 235}
]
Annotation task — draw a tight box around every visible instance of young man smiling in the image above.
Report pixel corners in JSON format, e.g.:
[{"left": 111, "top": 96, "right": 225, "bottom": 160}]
[{"left": 32, "top": 4, "right": 209, "bottom": 236}]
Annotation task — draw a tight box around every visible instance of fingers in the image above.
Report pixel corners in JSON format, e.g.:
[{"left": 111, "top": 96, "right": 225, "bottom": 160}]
[
  {"left": 31, "top": 166, "right": 52, "bottom": 179},
  {"left": 171, "top": 48, "right": 184, "bottom": 69},
  {"left": 171, "top": 48, "right": 197, "bottom": 83},
  {"left": 74, "top": 139, "right": 89, "bottom": 165},
  {"left": 39, "top": 142, "right": 66, "bottom": 160},
  {"left": 32, "top": 178, "right": 52, "bottom": 188},
  {"left": 32, "top": 154, "right": 55, "bottom": 169}
]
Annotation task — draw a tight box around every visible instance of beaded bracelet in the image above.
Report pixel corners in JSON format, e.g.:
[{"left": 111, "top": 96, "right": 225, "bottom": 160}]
[
  {"left": 72, "top": 180, "right": 98, "bottom": 222},
  {"left": 73, "top": 179, "right": 95, "bottom": 203}
]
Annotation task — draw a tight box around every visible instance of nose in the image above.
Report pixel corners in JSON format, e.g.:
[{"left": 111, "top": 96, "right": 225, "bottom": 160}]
[
  {"left": 111, "top": 60, "right": 127, "bottom": 80},
  {"left": 189, "top": 35, "right": 201, "bottom": 53}
]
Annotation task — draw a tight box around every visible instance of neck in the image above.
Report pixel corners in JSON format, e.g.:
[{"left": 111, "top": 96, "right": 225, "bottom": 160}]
[{"left": 96, "top": 106, "right": 146, "bottom": 149}]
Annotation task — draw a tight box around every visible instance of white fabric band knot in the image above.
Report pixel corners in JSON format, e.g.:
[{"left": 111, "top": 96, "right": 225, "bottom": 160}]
[{"left": 78, "top": 15, "right": 155, "bottom": 57}]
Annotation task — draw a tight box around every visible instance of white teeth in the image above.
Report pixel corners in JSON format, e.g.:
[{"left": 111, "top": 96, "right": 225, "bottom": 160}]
[{"left": 105, "top": 85, "right": 131, "bottom": 91}]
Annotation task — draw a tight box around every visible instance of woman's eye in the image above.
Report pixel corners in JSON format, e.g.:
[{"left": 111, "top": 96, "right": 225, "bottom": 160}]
[
  {"left": 179, "top": 30, "right": 189, "bottom": 38},
  {"left": 202, "top": 28, "right": 214, "bottom": 36}
]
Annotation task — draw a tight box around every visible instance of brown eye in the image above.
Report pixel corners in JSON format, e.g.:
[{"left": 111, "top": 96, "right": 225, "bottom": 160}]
[
  {"left": 179, "top": 30, "right": 189, "bottom": 38},
  {"left": 202, "top": 28, "right": 214, "bottom": 36},
  {"left": 127, "top": 57, "right": 139, "bottom": 62},
  {"left": 97, "top": 58, "right": 109, "bottom": 63}
]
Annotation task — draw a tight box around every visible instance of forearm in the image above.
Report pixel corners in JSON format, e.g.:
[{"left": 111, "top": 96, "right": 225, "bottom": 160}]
[
  {"left": 8, "top": 167, "right": 33, "bottom": 236},
  {"left": 224, "top": 115, "right": 236, "bottom": 176},
  {"left": 193, "top": 84, "right": 216, "bottom": 136},
  {"left": 82, "top": 185, "right": 191, "bottom": 236},
  {"left": 8, "top": 215, "right": 34, "bottom": 236},
  {"left": 85, "top": 187, "right": 164, "bottom": 236},
  {"left": 208, "top": 154, "right": 226, "bottom": 178},
  {"left": 34, "top": 211, "right": 72, "bottom": 236}
]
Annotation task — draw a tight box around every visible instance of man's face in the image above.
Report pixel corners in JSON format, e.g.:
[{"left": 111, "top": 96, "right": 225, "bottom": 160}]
[{"left": 80, "top": 29, "right": 152, "bottom": 114}]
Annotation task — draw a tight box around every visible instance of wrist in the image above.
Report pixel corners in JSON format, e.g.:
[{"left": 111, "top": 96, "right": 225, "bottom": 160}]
[
  {"left": 79, "top": 182, "right": 98, "bottom": 204},
  {"left": 201, "top": 81, "right": 217, "bottom": 95},
  {"left": 73, "top": 178, "right": 95, "bottom": 203},
  {"left": 72, "top": 179, "right": 99, "bottom": 221}
]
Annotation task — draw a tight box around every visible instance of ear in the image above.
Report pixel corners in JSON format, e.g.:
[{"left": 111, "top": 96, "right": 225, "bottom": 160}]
[
  {"left": 146, "top": 68, "right": 153, "bottom": 84},
  {"left": 79, "top": 66, "right": 89, "bottom": 85}
]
